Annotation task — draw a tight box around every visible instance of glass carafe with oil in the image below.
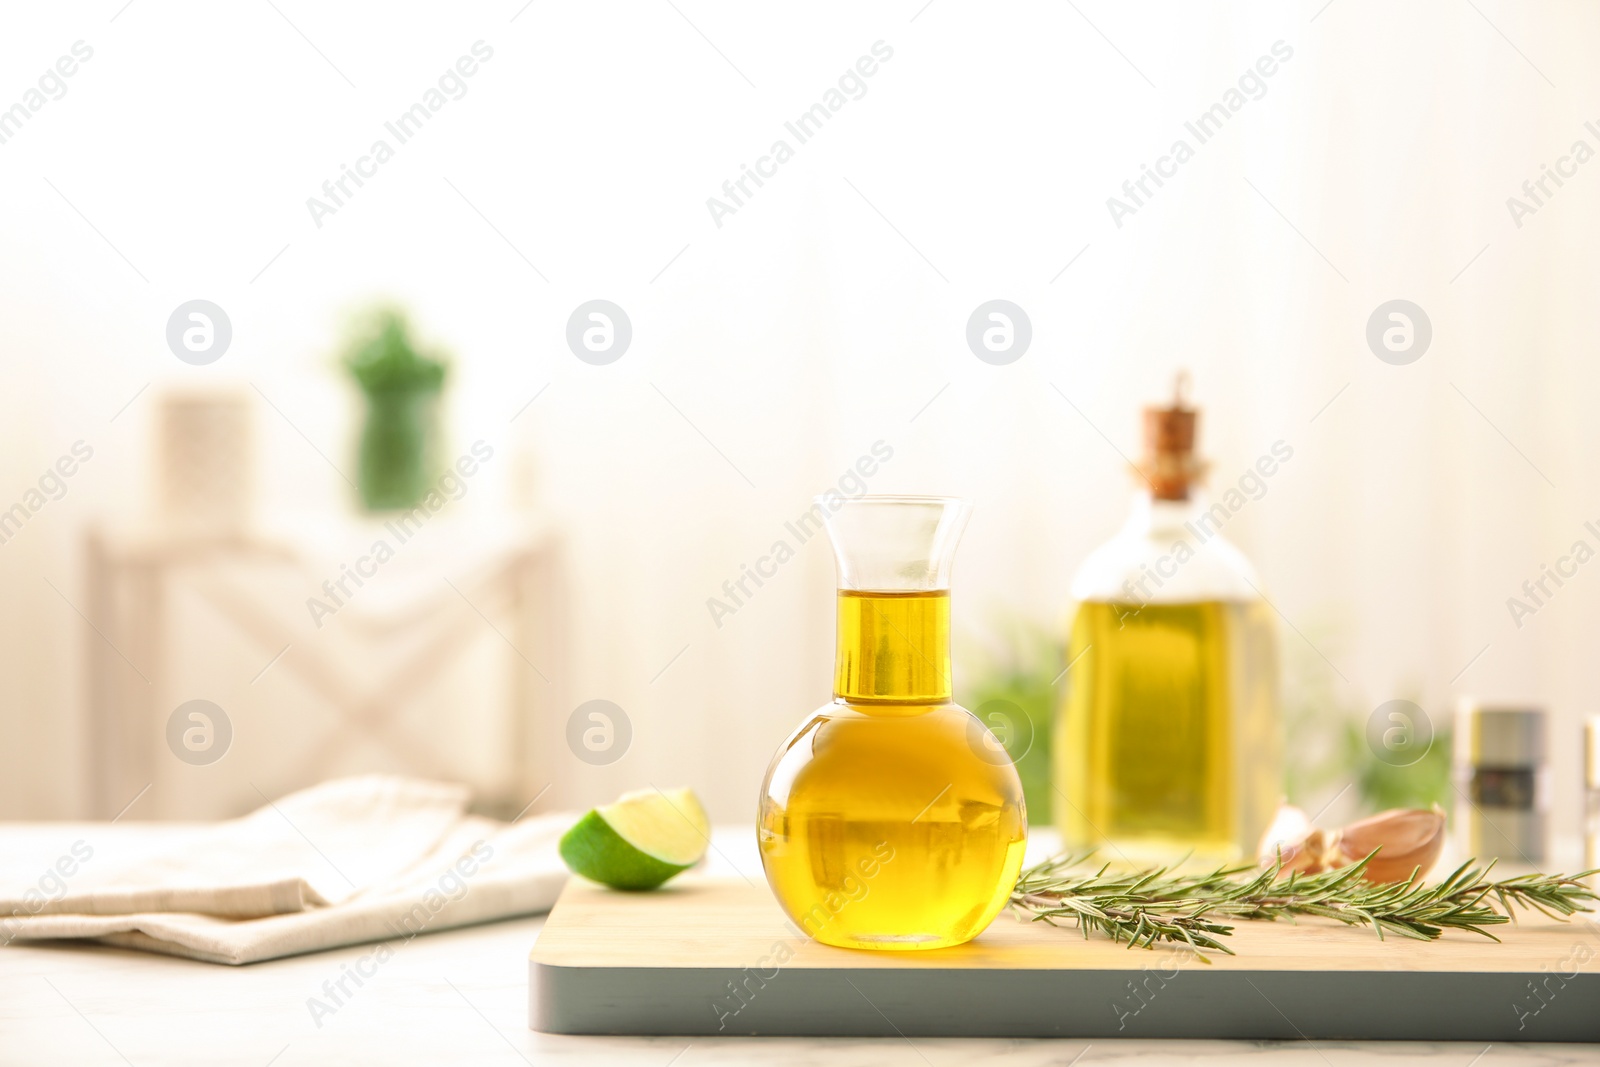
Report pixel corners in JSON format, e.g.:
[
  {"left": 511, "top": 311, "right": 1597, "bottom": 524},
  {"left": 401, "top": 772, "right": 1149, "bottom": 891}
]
[
  {"left": 758, "top": 495, "right": 1027, "bottom": 950},
  {"left": 1056, "top": 383, "right": 1282, "bottom": 863}
]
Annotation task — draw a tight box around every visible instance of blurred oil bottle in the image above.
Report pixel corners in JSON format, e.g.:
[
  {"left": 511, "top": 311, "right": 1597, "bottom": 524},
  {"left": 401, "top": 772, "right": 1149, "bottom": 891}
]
[{"left": 1055, "top": 376, "right": 1283, "bottom": 863}]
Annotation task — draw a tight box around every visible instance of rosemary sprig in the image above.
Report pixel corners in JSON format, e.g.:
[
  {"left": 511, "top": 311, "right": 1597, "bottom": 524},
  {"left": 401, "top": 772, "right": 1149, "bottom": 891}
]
[{"left": 1009, "top": 851, "right": 1599, "bottom": 960}]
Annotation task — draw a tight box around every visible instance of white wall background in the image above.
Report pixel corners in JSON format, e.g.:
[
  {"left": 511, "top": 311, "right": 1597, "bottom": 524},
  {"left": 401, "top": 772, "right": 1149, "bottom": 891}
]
[{"left": 2, "top": 0, "right": 1598, "bottom": 838}]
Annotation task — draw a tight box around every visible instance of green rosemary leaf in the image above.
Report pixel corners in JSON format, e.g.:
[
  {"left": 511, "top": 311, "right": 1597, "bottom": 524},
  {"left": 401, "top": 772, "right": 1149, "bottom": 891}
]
[{"left": 1009, "top": 851, "right": 1599, "bottom": 956}]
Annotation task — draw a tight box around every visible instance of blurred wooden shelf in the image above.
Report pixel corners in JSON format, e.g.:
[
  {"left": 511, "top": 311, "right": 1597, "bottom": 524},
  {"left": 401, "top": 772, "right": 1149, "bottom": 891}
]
[{"left": 83, "top": 517, "right": 565, "bottom": 821}]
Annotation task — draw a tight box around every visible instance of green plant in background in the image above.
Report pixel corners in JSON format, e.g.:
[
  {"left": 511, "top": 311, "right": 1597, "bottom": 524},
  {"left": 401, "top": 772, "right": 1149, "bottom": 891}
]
[
  {"left": 1340, "top": 719, "right": 1453, "bottom": 811},
  {"left": 341, "top": 308, "right": 449, "bottom": 511},
  {"left": 960, "top": 622, "right": 1063, "bottom": 825},
  {"left": 1281, "top": 633, "right": 1454, "bottom": 816}
]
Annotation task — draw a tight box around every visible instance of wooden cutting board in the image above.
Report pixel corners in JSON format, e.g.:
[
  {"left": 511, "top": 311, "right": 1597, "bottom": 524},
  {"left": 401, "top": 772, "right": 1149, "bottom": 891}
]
[{"left": 529, "top": 875, "right": 1600, "bottom": 1040}]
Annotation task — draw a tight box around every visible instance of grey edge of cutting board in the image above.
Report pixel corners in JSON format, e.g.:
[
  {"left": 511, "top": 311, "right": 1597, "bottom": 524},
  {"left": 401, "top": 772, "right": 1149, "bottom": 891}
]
[{"left": 529, "top": 876, "right": 1600, "bottom": 1040}]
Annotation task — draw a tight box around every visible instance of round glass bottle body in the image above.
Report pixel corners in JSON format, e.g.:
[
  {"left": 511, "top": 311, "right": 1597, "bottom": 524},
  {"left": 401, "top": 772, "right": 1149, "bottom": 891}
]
[{"left": 759, "top": 694, "right": 1027, "bottom": 948}]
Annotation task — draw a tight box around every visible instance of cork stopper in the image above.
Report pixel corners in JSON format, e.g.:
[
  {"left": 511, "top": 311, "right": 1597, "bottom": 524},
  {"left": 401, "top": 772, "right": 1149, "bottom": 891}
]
[{"left": 1138, "top": 372, "right": 1204, "bottom": 501}]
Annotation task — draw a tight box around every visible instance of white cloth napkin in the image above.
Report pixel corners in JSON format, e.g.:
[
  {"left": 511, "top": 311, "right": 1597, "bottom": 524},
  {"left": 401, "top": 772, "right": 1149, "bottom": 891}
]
[{"left": 0, "top": 776, "right": 571, "bottom": 965}]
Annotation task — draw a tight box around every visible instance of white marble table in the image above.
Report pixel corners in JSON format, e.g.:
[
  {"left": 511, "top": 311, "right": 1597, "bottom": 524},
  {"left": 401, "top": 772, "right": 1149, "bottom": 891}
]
[{"left": 2, "top": 824, "right": 1597, "bottom": 1066}]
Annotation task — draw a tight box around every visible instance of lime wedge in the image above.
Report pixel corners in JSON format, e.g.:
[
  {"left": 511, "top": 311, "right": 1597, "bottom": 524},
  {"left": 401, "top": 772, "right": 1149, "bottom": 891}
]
[{"left": 558, "top": 787, "right": 709, "bottom": 890}]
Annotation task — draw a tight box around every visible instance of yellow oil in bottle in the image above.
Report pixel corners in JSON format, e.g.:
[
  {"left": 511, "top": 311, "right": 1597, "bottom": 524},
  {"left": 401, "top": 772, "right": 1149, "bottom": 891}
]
[
  {"left": 833, "top": 590, "right": 950, "bottom": 707},
  {"left": 758, "top": 591, "right": 1027, "bottom": 949},
  {"left": 1056, "top": 599, "right": 1279, "bottom": 862}
]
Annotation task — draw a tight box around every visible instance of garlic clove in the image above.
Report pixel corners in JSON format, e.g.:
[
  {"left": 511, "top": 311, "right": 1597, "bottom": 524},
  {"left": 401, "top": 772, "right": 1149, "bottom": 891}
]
[
  {"left": 1257, "top": 803, "right": 1320, "bottom": 873},
  {"left": 1336, "top": 805, "right": 1447, "bottom": 883}
]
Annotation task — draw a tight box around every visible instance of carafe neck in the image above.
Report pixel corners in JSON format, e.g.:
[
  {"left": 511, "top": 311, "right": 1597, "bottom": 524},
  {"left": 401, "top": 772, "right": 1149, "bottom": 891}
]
[{"left": 832, "top": 590, "right": 952, "bottom": 705}]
